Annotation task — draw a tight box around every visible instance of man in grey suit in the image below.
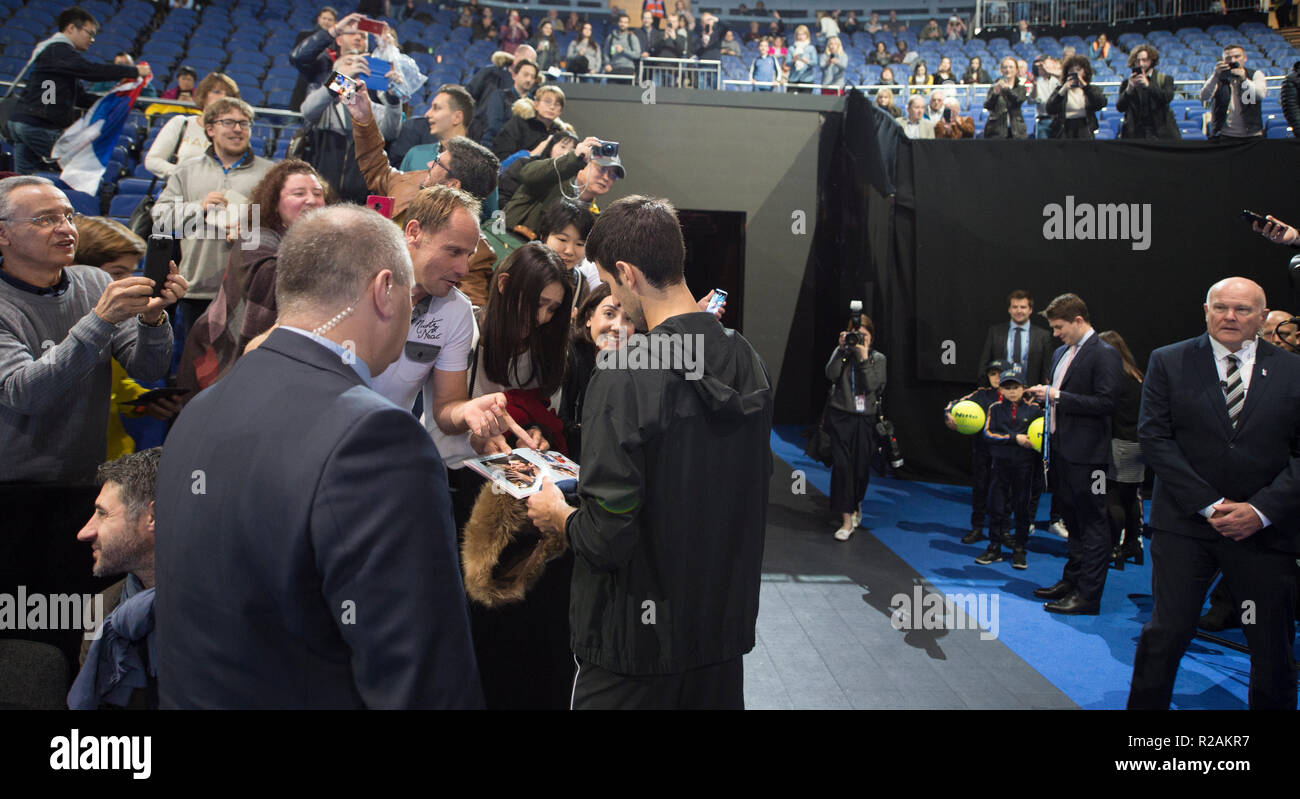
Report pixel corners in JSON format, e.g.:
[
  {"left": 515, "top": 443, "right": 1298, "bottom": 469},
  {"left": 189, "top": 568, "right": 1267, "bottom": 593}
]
[{"left": 154, "top": 205, "right": 482, "bottom": 709}]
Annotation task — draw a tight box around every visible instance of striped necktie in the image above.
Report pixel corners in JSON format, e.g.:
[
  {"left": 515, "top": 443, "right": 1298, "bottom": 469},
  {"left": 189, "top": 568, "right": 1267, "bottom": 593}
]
[{"left": 1222, "top": 354, "right": 1243, "bottom": 428}]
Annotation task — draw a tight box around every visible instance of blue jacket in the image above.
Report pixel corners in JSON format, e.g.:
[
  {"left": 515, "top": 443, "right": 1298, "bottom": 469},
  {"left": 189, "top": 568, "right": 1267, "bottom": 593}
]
[
  {"left": 984, "top": 396, "right": 1043, "bottom": 461},
  {"left": 155, "top": 330, "right": 482, "bottom": 708}
]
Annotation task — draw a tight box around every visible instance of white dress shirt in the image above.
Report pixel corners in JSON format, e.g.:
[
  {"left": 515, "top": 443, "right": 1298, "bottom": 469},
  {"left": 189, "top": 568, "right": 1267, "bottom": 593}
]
[{"left": 1199, "top": 335, "right": 1269, "bottom": 527}]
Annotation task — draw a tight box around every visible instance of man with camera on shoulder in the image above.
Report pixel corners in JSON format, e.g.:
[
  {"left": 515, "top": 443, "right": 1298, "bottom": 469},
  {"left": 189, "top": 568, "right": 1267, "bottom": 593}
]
[{"left": 1200, "top": 44, "right": 1267, "bottom": 140}]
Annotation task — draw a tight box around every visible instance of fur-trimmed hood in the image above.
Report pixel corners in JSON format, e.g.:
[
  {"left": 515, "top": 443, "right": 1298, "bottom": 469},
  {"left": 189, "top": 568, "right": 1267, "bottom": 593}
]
[
  {"left": 461, "top": 483, "right": 568, "bottom": 608},
  {"left": 510, "top": 96, "right": 566, "bottom": 130}
]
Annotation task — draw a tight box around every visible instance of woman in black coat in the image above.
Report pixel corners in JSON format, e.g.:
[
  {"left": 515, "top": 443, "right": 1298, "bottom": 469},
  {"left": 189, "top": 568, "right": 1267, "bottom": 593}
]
[
  {"left": 982, "top": 56, "right": 1028, "bottom": 139},
  {"left": 1044, "top": 54, "right": 1106, "bottom": 139}
]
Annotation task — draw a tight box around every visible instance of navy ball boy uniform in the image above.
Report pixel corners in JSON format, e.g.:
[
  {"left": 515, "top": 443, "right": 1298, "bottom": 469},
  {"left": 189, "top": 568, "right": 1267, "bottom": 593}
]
[
  {"left": 945, "top": 383, "right": 1003, "bottom": 541},
  {"left": 981, "top": 376, "right": 1043, "bottom": 566}
]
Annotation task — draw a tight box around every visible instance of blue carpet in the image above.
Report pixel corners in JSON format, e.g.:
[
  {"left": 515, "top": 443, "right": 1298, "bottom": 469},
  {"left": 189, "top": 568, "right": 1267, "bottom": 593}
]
[{"left": 771, "top": 425, "right": 1254, "bottom": 710}]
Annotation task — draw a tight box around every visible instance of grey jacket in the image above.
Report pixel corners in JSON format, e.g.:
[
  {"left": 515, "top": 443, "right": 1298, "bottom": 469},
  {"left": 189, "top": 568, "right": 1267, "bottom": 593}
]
[
  {"left": 300, "top": 84, "right": 403, "bottom": 139},
  {"left": 825, "top": 346, "right": 886, "bottom": 416},
  {"left": 152, "top": 148, "right": 275, "bottom": 300},
  {"left": 604, "top": 31, "right": 642, "bottom": 71}
]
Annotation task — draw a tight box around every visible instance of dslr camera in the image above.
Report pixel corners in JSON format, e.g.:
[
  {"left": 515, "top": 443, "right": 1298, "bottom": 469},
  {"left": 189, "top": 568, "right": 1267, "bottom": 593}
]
[
  {"left": 843, "top": 299, "right": 864, "bottom": 347},
  {"left": 595, "top": 139, "right": 619, "bottom": 157}
]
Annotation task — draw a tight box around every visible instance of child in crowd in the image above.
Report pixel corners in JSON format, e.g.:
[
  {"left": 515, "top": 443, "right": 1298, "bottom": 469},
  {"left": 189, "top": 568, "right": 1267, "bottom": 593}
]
[
  {"left": 975, "top": 367, "right": 1043, "bottom": 569},
  {"left": 749, "top": 37, "right": 783, "bottom": 91},
  {"left": 945, "top": 360, "right": 1007, "bottom": 547}
]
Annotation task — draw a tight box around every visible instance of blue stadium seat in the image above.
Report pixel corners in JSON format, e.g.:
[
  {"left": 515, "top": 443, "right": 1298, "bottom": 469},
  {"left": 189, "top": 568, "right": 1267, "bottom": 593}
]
[{"left": 109, "top": 193, "right": 145, "bottom": 218}]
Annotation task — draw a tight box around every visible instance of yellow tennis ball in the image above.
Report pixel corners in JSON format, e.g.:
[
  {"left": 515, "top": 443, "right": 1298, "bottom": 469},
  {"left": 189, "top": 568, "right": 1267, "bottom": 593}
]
[
  {"left": 1028, "top": 416, "right": 1044, "bottom": 452},
  {"left": 950, "top": 400, "right": 985, "bottom": 435}
]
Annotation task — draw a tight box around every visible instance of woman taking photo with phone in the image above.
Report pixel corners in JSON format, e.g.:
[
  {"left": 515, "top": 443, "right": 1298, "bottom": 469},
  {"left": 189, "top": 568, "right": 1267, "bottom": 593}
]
[
  {"left": 1045, "top": 54, "right": 1106, "bottom": 139},
  {"left": 824, "top": 313, "right": 886, "bottom": 540}
]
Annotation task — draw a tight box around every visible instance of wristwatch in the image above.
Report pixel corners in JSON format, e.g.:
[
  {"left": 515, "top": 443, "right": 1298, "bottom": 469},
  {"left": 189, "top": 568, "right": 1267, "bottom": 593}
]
[{"left": 138, "top": 310, "right": 168, "bottom": 327}]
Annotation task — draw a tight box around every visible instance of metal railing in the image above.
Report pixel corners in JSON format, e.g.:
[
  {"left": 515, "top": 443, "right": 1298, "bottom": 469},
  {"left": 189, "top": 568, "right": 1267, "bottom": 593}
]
[
  {"left": 974, "top": 0, "right": 1267, "bottom": 30},
  {"left": 843, "top": 75, "right": 1285, "bottom": 108},
  {"left": 637, "top": 57, "right": 724, "bottom": 91}
]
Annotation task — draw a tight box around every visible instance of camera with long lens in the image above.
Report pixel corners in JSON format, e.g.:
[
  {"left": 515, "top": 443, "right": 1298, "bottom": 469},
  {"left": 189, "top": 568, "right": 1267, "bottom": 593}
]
[{"left": 843, "top": 299, "right": 864, "bottom": 348}]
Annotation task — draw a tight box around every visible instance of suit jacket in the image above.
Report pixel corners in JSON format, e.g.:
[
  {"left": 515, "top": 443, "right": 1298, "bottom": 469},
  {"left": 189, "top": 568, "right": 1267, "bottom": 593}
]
[
  {"left": 896, "top": 116, "right": 936, "bottom": 139},
  {"left": 1048, "top": 331, "right": 1121, "bottom": 465},
  {"left": 154, "top": 330, "right": 483, "bottom": 708},
  {"left": 1138, "top": 334, "right": 1300, "bottom": 552},
  {"left": 976, "top": 321, "right": 1054, "bottom": 385}
]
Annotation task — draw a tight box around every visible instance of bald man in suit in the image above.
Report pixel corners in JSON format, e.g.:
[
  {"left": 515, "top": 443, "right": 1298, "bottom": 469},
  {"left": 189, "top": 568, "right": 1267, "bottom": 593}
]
[{"left": 1128, "top": 277, "right": 1300, "bottom": 709}]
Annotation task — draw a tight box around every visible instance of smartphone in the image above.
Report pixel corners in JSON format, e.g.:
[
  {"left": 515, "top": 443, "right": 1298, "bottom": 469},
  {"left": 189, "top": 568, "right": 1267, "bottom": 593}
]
[
  {"left": 705, "top": 289, "right": 727, "bottom": 314},
  {"left": 119, "top": 386, "right": 190, "bottom": 407},
  {"left": 143, "top": 234, "right": 173, "bottom": 298},
  {"left": 328, "top": 73, "right": 360, "bottom": 98},
  {"left": 1240, "top": 209, "right": 1270, "bottom": 227},
  {"left": 356, "top": 16, "right": 385, "bottom": 35},
  {"left": 943, "top": 107, "right": 952, "bottom": 123},
  {"left": 366, "top": 195, "right": 395, "bottom": 219}
]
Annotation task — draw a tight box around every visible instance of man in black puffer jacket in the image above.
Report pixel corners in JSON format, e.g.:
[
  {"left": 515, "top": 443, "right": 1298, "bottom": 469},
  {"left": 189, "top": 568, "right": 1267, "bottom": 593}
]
[{"left": 9, "top": 7, "right": 147, "bottom": 174}]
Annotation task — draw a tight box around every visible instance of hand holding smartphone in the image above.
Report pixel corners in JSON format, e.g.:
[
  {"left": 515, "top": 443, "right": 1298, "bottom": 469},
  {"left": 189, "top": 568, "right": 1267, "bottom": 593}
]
[
  {"left": 705, "top": 289, "right": 727, "bottom": 315},
  {"left": 144, "top": 235, "right": 174, "bottom": 298}
]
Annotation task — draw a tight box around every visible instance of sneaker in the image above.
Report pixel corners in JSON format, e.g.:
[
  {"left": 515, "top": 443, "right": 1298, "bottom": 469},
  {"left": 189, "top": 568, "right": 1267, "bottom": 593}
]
[
  {"left": 1049, "top": 520, "right": 1070, "bottom": 539},
  {"left": 974, "top": 546, "right": 1004, "bottom": 565},
  {"left": 1028, "top": 524, "right": 1037, "bottom": 536},
  {"left": 961, "top": 528, "right": 983, "bottom": 545},
  {"left": 851, "top": 510, "right": 861, "bottom": 529},
  {"left": 834, "top": 526, "right": 854, "bottom": 541},
  {"left": 1012, "top": 548, "right": 1027, "bottom": 569}
]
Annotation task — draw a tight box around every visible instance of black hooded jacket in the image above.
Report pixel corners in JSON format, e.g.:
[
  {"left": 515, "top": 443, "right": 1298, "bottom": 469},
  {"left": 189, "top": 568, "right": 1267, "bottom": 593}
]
[{"left": 564, "top": 312, "right": 773, "bottom": 675}]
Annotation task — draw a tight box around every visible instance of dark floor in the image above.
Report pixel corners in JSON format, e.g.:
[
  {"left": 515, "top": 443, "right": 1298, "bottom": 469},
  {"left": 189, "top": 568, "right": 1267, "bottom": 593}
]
[{"left": 743, "top": 457, "right": 1077, "bottom": 710}]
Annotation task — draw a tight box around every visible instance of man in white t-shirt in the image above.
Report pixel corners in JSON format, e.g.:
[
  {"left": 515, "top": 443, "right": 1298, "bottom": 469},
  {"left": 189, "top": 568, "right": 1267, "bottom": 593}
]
[{"left": 371, "top": 186, "right": 535, "bottom": 475}]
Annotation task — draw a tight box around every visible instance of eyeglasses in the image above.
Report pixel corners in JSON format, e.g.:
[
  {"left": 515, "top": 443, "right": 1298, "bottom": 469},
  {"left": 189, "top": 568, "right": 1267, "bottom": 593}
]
[
  {"left": 428, "top": 158, "right": 458, "bottom": 183},
  {"left": 79, "top": 25, "right": 97, "bottom": 41},
  {"left": 212, "top": 118, "right": 252, "bottom": 130},
  {"left": 0, "top": 211, "right": 76, "bottom": 229}
]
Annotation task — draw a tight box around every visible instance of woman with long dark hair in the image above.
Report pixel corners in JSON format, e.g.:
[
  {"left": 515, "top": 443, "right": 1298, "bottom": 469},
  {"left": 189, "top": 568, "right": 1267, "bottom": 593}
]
[
  {"left": 559, "top": 283, "right": 634, "bottom": 460},
  {"left": 177, "top": 159, "right": 333, "bottom": 393},
  {"left": 825, "top": 313, "right": 887, "bottom": 540},
  {"left": 1099, "top": 330, "right": 1145, "bottom": 568},
  {"left": 462, "top": 241, "right": 575, "bottom": 710}
]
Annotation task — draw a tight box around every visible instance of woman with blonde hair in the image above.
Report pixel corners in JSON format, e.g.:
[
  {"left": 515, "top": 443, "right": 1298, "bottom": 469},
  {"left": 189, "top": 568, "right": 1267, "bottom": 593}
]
[
  {"left": 144, "top": 72, "right": 240, "bottom": 178},
  {"left": 73, "top": 216, "right": 181, "bottom": 455},
  {"left": 786, "top": 24, "right": 816, "bottom": 92}
]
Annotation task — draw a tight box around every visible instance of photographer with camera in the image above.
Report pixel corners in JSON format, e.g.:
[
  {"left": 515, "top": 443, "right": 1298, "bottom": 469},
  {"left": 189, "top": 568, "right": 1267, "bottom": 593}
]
[
  {"left": 1200, "top": 44, "right": 1267, "bottom": 140},
  {"left": 1044, "top": 55, "right": 1106, "bottom": 140},
  {"left": 503, "top": 136, "right": 624, "bottom": 241},
  {"left": 1116, "top": 44, "right": 1179, "bottom": 140},
  {"left": 823, "top": 306, "right": 887, "bottom": 541}
]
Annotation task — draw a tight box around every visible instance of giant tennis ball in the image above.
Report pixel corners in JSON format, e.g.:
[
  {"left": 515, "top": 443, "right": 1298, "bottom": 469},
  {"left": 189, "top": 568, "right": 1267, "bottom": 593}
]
[
  {"left": 1028, "top": 416, "right": 1044, "bottom": 452},
  {"left": 950, "top": 400, "right": 985, "bottom": 435}
]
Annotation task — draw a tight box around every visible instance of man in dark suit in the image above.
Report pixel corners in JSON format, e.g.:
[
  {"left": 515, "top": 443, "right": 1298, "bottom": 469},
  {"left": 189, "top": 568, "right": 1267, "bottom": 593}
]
[
  {"left": 1129, "top": 277, "right": 1300, "bottom": 709},
  {"left": 154, "top": 205, "right": 483, "bottom": 709},
  {"left": 976, "top": 289, "right": 1054, "bottom": 386},
  {"left": 1026, "top": 292, "right": 1122, "bottom": 615}
]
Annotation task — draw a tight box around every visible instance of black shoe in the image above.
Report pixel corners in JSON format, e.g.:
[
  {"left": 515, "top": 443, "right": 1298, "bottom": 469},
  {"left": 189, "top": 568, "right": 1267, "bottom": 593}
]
[
  {"left": 1125, "top": 538, "right": 1144, "bottom": 567},
  {"left": 1044, "top": 593, "right": 1100, "bottom": 615},
  {"left": 961, "top": 528, "right": 983, "bottom": 545},
  {"left": 1198, "top": 608, "right": 1241, "bottom": 632},
  {"left": 1012, "top": 548, "right": 1027, "bottom": 570},
  {"left": 974, "top": 545, "right": 1004, "bottom": 565},
  {"left": 1111, "top": 545, "right": 1125, "bottom": 571},
  {"left": 1033, "top": 580, "right": 1072, "bottom": 600}
]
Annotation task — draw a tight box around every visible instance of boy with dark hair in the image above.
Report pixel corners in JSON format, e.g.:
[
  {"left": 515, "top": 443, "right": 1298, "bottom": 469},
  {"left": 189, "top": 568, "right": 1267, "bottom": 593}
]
[
  {"left": 946, "top": 359, "right": 1008, "bottom": 545},
  {"left": 976, "top": 366, "right": 1043, "bottom": 569}
]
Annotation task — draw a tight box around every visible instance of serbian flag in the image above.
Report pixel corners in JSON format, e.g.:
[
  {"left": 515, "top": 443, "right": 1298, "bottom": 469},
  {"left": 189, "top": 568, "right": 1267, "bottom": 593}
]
[{"left": 51, "top": 74, "right": 149, "bottom": 195}]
